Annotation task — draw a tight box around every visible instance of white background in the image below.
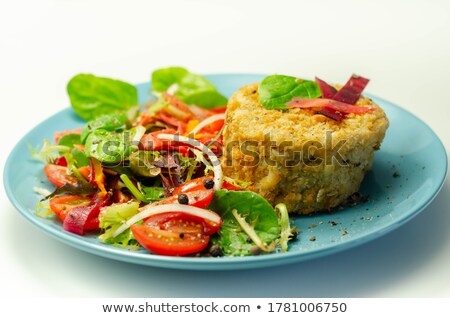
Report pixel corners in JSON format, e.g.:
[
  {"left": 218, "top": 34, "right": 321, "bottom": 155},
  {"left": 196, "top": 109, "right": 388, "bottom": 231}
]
[{"left": 1, "top": 0, "right": 449, "bottom": 298}]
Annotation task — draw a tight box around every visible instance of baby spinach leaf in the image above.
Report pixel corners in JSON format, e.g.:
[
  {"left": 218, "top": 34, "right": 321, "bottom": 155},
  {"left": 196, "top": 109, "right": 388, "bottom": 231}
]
[
  {"left": 67, "top": 74, "right": 138, "bottom": 121},
  {"left": 258, "top": 75, "right": 322, "bottom": 110},
  {"left": 81, "top": 112, "right": 128, "bottom": 143},
  {"left": 151, "top": 66, "right": 189, "bottom": 92},
  {"left": 58, "top": 133, "right": 81, "bottom": 149},
  {"left": 71, "top": 148, "right": 90, "bottom": 167},
  {"left": 182, "top": 90, "right": 228, "bottom": 109},
  {"left": 208, "top": 190, "right": 280, "bottom": 256},
  {"left": 151, "top": 67, "right": 227, "bottom": 109},
  {"left": 85, "top": 128, "right": 137, "bottom": 164}
]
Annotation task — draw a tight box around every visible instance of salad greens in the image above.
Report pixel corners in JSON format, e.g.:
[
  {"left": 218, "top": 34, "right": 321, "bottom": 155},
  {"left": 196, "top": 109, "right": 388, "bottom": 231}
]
[
  {"left": 84, "top": 128, "right": 138, "bottom": 164},
  {"left": 258, "top": 75, "right": 322, "bottom": 110},
  {"left": 209, "top": 190, "right": 283, "bottom": 256},
  {"left": 58, "top": 133, "right": 82, "bottom": 148},
  {"left": 80, "top": 112, "right": 129, "bottom": 143},
  {"left": 67, "top": 74, "right": 138, "bottom": 120},
  {"left": 32, "top": 68, "right": 301, "bottom": 258},
  {"left": 151, "top": 67, "right": 227, "bottom": 109},
  {"left": 98, "top": 201, "right": 141, "bottom": 250}
]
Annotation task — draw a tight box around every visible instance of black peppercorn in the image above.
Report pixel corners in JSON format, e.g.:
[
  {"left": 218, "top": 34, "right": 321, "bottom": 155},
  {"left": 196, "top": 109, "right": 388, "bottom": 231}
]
[
  {"left": 177, "top": 193, "right": 189, "bottom": 204},
  {"left": 203, "top": 178, "right": 214, "bottom": 189}
]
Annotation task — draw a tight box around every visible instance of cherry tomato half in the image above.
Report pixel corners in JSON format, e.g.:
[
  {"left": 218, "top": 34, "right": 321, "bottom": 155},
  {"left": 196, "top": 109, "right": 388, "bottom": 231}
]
[
  {"left": 49, "top": 195, "right": 95, "bottom": 228},
  {"left": 44, "top": 164, "right": 78, "bottom": 187},
  {"left": 172, "top": 177, "right": 214, "bottom": 196},
  {"left": 156, "top": 188, "right": 214, "bottom": 209},
  {"left": 131, "top": 212, "right": 214, "bottom": 256}
]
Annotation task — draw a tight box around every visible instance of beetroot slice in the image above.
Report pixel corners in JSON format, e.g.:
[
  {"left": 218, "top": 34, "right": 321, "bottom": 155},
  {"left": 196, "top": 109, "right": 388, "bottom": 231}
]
[
  {"left": 333, "top": 74, "right": 369, "bottom": 105},
  {"left": 315, "top": 77, "right": 337, "bottom": 99},
  {"left": 319, "top": 106, "right": 345, "bottom": 121},
  {"left": 63, "top": 193, "right": 110, "bottom": 235}
]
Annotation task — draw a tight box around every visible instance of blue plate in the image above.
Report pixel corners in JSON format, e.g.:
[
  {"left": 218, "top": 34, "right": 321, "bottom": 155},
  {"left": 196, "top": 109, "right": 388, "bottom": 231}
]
[{"left": 4, "top": 74, "right": 447, "bottom": 270}]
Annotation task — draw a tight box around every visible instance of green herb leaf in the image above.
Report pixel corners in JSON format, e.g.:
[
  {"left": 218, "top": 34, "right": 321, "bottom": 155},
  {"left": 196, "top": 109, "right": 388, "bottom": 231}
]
[
  {"left": 208, "top": 190, "right": 280, "bottom": 256},
  {"left": 81, "top": 112, "right": 128, "bottom": 143},
  {"left": 258, "top": 75, "right": 322, "bottom": 110},
  {"left": 151, "top": 67, "right": 189, "bottom": 93},
  {"left": 151, "top": 67, "right": 227, "bottom": 109},
  {"left": 84, "top": 128, "right": 137, "bottom": 164},
  {"left": 58, "top": 133, "right": 81, "bottom": 149},
  {"left": 71, "top": 148, "right": 90, "bottom": 167},
  {"left": 67, "top": 74, "right": 138, "bottom": 121}
]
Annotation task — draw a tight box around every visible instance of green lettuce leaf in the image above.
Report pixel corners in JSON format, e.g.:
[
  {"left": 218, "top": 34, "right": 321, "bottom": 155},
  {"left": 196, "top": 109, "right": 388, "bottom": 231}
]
[
  {"left": 98, "top": 201, "right": 141, "bottom": 250},
  {"left": 258, "top": 75, "right": 322, "bottom": 110},
  {"left": 67, "top": 74, "right": 138, "bottom": 121},
  {"left": 151, "top": 67, "right": 227, "bottom": 109},
  {"left": 208, "top": 190, "right": 280, "bottom": 256}
]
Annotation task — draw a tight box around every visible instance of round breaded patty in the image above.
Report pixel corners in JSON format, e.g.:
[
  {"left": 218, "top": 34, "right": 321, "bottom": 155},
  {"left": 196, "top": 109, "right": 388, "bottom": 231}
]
[{"left": 222, "top": 83, "right": 389, "bottom": 214}]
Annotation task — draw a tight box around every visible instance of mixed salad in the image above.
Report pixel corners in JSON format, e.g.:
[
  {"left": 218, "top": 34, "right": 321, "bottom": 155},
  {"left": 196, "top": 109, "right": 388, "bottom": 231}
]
[{"left": 32, "top": 67, "right": 296, "bottom": 257}]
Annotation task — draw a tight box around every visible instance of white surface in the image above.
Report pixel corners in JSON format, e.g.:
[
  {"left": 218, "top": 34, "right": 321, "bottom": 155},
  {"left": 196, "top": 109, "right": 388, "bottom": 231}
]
[{"left": 1, "top": 0, "right": 449, "bottom": 298}]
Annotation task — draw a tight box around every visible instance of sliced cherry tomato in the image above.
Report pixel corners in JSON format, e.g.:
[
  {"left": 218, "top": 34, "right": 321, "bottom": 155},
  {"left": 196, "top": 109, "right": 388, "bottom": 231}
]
[
  {"left": 172, "top": 177, "right": 213, "bottom": 196},
  {"left": 144, "top": 212, "right": 221, "bottom": 236},
  {"left": 44, "top": 164, "right": 78, "bottom": 187},
  {"left": 156, "top": 188, "right": 214, "bottom": 209},
  {"left": 131, "top": 214, "right": 210, "bottom": 256},
  {"left": 139, "top": 128, "right": 177, "bottom": 151},
  {"left": 49, "top": 195, "right": 91, "bottom": 224}
]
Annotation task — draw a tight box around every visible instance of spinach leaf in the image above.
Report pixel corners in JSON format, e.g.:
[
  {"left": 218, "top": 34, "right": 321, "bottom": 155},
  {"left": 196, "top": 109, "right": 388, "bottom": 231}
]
[
  {"left": 182, "top": 90, "right": 228, "bottom": 109},
  {"left": 81, "top": 112, "right": 128, "bottom": 143},
  {"left": 208, "top": 190, "right": 280, "bottom": 256},
  {"left": 85, "top": 128, "right": 137, "bottom": 164},
  {"left": 67, "top": 74, "right": 138, "bottom": 121},
  {"left": 258, "top": 75, "right": 322, "bottom": 110},
  {"left": 151, "top": 67, "right": 227, "bottom": 109},
  {"left": 71, "top": 148, "right": 90, "bottom": 167},
  {"left": 151, "top": 66, "right": 189, "bottom": 92},
  {"left": 58, "top": 133, "right": 81, "bottom": 148}
]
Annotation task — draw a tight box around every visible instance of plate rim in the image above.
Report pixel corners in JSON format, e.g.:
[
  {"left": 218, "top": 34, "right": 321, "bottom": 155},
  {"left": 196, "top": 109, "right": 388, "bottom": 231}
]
[{"left": 3, "top": 73, "right": 448, "bottom": 270}]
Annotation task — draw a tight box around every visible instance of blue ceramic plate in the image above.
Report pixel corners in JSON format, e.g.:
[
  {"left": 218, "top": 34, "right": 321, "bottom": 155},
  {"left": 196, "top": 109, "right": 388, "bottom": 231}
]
[{"left": 4, "top": 74, "right": 447, "bottom": 270}]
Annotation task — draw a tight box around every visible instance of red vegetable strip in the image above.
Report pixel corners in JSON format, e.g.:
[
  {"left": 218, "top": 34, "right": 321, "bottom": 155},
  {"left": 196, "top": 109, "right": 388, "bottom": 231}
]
[
  {"left": 315, "top": 77, "right": 337, "bottom": 99},
  {"left": 319, "top": 106, "right": 345, "bottom": 121},
  {"left": 89, "top": 158, "right": 107, "bottom": 197},
  {"left": 332, "top": 74, "right": 369, "bottom": 105},
  {"left": 55, "top": 156, "right": 68, "bottom": 167},
  {"left": 286, "top": 98, "right": 375, "bottom": 114},
  {"left": 63, "top": 193, "right": 111, "bottom": 235}
]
